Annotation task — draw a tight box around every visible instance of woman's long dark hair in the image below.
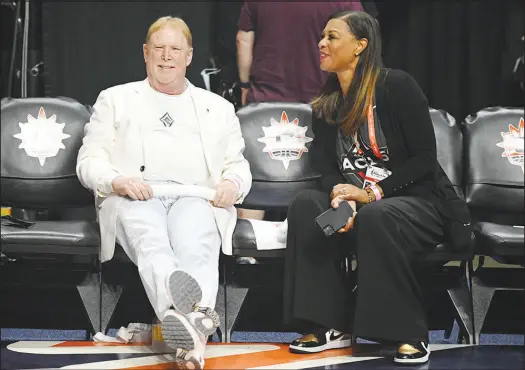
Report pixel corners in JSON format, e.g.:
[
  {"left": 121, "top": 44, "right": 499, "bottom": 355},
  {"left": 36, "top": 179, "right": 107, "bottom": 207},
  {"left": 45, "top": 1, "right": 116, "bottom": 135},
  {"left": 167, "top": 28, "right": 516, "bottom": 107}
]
[{"left": 311, "top": 11, "right": 383, "bottom": 137}]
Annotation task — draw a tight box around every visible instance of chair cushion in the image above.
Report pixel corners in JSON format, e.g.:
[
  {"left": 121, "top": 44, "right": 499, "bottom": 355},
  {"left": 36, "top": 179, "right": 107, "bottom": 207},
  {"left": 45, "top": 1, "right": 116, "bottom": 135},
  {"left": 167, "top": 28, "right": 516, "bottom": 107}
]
[
  {"left": 474, "top": 222, "right": 524, "bottom": 257},
  {"left": 231, "top": 219, "right": 476, "bottom": 261},
  {"left": 232, "top": 219, "right": 285, "bottom": 258},
  {"left": 1, "top": 220, "right": 100, "bottom": 255},
  {"left": 424, "top": 242, "right": 474, "bottom": 262}
]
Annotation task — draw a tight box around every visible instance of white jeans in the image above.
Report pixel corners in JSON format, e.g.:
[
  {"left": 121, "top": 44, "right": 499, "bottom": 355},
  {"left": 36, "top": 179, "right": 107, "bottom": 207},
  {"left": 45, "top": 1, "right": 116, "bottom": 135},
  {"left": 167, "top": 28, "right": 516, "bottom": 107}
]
[{"left": 116, "top": 196, "right": 221, "bottom": 320}]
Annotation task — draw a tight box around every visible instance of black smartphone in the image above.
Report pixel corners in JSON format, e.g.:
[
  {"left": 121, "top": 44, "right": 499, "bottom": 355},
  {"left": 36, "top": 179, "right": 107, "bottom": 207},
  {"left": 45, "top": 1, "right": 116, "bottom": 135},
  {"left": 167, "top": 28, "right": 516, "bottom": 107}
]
[{"left": 315, "top": 201, "right": 355, "bottom": 237}]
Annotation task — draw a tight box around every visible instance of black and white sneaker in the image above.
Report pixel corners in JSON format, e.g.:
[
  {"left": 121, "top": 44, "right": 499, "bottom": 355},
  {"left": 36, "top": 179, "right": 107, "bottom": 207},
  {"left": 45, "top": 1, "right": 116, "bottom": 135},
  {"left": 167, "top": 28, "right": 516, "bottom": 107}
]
[
  {"left": 394, "top": 342, "right": 430, "bottom": 364},
  {"left": 289, "top": 329, "right": 352, "bottom": 354}
]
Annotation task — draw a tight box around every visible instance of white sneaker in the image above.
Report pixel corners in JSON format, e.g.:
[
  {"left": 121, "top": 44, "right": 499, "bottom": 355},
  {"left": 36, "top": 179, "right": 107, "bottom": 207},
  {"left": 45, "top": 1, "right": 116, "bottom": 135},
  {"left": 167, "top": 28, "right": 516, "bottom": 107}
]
[
  {"left": 186, "top": 308, "right": 220, "bottom": 337},
  {"left": 167, "top": 270, "right": 220, "bottom": 337},
  {"left": 170, "top": 348, "right": 205, "bottom": 369},
  {"left": 161, "top": 309, "right": 201, "bottom": 353}
]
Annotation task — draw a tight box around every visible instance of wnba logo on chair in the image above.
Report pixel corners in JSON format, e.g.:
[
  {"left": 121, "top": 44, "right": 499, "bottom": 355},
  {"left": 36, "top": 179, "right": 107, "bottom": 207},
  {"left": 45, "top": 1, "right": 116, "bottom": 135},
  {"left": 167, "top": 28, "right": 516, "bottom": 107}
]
[
  {"left": 496, "top": 117, "right": 524, "bottom": 173},
  {"left": 257, "top": 111, "right": 313, "bottom": 169},
  {"left": 13, "top": 107, "right": 71, "bottom": 166}
]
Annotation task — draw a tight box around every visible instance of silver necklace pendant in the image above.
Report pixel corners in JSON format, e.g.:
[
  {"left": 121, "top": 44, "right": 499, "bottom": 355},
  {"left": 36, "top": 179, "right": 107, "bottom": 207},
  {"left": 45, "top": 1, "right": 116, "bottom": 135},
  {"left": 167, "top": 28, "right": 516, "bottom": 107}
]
[{"left": 160, "top": 112, "right": 174, "bottom": 127}]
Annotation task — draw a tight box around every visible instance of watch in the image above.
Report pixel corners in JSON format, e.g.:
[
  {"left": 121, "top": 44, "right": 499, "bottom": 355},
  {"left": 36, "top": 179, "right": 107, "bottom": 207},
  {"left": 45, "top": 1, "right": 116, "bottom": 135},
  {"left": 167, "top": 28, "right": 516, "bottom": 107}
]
[{"left": 238, "top": 81, "right": 251, "bottom": 88}]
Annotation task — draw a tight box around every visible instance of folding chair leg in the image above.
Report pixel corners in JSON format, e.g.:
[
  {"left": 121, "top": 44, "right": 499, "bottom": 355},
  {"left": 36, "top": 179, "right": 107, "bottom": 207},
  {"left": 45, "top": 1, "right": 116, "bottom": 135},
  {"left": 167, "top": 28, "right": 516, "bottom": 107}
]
[
  {"left": 76, "top": 272, "right": 101, "bottom": 335},
  {"left": 471, "top": 275, "right": 496, "bottom": 345},
  {"left": 215, "top": 278, "right": 227, "bottom": 343},
  {"left": 446, "top": 260, "right": 475, "bottom": 344},
  {"left": 218, "top": 258, "right": 249, "bottom": 343},
  {"left": 100, "top": 281, "right": 123, "bottom": 335},
  {"left": 224, "top": 284, "right": 249, "bottom": 343}
]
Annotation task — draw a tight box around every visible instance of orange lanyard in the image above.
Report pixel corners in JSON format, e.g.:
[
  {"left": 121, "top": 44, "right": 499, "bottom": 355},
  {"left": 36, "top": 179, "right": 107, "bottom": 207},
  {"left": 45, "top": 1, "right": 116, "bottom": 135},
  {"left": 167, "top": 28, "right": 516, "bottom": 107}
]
[{"left": 353, "top": 102, "right": 383, "bottom": 160}]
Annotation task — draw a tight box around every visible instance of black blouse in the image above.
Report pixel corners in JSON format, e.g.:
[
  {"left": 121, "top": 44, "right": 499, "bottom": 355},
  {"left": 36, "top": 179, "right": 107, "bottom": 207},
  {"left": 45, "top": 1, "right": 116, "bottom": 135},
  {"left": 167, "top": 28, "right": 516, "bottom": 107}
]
[{"left": 310, "top": 68, "right": 470, "bottom": 223}]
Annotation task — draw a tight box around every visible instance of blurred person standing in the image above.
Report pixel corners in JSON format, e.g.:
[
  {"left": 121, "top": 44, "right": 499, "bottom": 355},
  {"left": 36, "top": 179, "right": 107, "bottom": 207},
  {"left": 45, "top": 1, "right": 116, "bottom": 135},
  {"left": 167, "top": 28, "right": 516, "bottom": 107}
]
[
  {"left": 236, "top": 1, "right": 364, "bottom": 220},
  {"left": 236, "top": 1, "right": 365, "bottom": 106}
]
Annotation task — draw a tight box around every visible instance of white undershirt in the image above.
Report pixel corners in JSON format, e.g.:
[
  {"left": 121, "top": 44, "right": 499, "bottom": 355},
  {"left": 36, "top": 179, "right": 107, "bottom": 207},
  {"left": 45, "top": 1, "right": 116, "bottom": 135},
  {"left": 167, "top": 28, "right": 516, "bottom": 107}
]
[{"left": 141, "top": 82, "right": 211, "bottom": 186}]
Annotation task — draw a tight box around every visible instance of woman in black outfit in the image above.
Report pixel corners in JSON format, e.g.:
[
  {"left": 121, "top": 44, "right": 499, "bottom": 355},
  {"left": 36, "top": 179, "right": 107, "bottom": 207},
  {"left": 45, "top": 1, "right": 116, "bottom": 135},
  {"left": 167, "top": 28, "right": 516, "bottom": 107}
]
[{"left": 283, "top": 10, "right": 471, "bottom": 365}]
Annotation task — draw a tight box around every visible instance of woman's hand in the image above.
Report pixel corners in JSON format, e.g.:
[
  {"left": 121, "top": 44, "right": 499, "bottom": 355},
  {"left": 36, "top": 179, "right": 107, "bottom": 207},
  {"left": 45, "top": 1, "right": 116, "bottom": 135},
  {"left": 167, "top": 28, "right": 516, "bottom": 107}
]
[
  {"left": 331, "top": 184, "right": 369, "bottom": 205},
  {"left": 337, "top": 200, "right": 357, "bottom": 233}
]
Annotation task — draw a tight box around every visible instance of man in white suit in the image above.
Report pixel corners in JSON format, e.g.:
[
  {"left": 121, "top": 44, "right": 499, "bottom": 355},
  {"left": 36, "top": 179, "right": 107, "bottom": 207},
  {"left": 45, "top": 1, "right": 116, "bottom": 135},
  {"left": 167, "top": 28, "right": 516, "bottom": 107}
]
[{"left": 76, "top": 16, "right": 251, "bottom": 368}]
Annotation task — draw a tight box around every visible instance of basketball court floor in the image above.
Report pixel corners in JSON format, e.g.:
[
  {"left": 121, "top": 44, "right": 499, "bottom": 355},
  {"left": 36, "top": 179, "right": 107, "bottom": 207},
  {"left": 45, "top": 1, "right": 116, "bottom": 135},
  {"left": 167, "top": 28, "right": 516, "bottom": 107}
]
[
  {"left": 1, "top": 340, "right": 523, "bottom": 369},
  {"left": 2, "top": 258, "right": 522, "bottom": 369}
]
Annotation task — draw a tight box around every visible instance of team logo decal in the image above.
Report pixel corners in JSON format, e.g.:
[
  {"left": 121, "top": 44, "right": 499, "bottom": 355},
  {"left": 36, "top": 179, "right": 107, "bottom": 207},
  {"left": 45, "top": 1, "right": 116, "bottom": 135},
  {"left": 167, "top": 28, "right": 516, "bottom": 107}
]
[
  {"left": 496, "top": 117, "right": 524, "bottom": 173},
  {"left": 257, "top": 111, "right": 313, "bottom": 169},
  {"left": 13, "top": 107, "right": 71, "bottom": 166}
]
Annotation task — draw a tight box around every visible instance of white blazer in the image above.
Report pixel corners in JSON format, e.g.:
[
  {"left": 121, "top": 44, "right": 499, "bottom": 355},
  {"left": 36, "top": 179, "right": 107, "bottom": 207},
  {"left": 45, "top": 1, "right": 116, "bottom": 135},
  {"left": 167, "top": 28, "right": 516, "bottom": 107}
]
[{"left": 76, "top": 79, "right": 252, "bottom": 262}]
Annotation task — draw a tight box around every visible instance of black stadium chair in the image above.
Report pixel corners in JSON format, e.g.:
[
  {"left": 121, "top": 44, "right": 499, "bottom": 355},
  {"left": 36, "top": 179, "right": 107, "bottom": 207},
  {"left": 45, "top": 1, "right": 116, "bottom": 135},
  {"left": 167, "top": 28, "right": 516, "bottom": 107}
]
[
  {"left": 422, "top": 108, "right": 475, "bottom": 344},
  {"left": 462, "top": 107, "right": 524, "bottom": 344},
  {"left": 216, "top": 102, "right": 321, "bottom": 342},
  {"left": 0, "top": 97, "right": 102, "bottom": 334}
]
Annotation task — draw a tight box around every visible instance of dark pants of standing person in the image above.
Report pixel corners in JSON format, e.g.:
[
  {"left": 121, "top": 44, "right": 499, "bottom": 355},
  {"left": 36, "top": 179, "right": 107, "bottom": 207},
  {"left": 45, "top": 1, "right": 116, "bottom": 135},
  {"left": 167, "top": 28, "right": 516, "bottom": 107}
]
[{"left": 283, "top": 189, "right": 445, "bottom": 343}]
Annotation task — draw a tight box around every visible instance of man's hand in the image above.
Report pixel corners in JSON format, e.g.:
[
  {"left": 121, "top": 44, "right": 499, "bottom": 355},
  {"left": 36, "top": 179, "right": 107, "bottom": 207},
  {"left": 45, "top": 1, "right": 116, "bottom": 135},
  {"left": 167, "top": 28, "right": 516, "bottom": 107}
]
[
  {"left": 331, "top": 184, "right": 369, "bottom": 205},
  {"left": 337, "top": 200, "right": 357, "bottom": 234},
  {"left": 212, "top": 180, "right": 239, "bottom": 208},
  {"left": 111, "top": 176, "right": 153, "bottom": 201}
]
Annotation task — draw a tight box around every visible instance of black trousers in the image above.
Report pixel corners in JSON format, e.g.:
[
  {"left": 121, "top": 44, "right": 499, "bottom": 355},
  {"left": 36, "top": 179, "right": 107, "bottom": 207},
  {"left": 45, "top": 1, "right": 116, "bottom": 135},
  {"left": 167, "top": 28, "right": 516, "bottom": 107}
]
[{"left": 283, "top": 189, "right": 444, "bottom": 343}]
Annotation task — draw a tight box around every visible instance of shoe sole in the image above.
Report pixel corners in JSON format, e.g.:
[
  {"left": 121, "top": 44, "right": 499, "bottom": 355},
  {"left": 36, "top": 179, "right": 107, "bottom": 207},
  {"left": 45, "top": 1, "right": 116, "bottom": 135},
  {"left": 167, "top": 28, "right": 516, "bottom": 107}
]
[
  {"left": 393, "top": 352, "right": 430, "bottom": 364},
  {"left": 161, "top": 312, "right": 198, "bottom": 352},
  {"left": 168, "top": 270, "right": 220, "bottom": 336},
  {"left": 289, "top": 338, "right": 352, "bottom": 354},
  {"left": 169, "top": 270, "right": 202, "bottom": 314}
]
